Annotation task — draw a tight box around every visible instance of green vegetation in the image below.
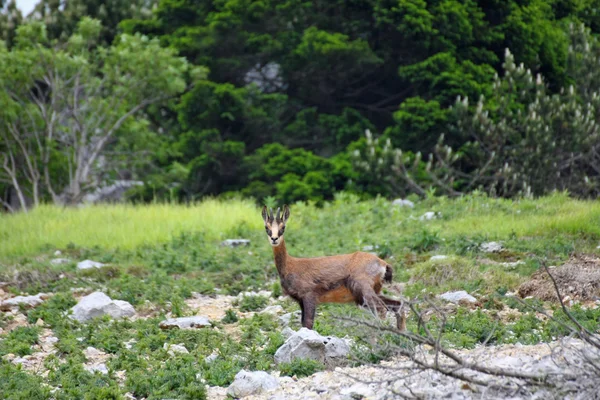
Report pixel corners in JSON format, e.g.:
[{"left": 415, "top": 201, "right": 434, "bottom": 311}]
[
  {"left": 0, "top": 195, "right": 599, "bottom": 397},
  {"left": 278, "top": 358, "right": 324, "bottom": 378}
]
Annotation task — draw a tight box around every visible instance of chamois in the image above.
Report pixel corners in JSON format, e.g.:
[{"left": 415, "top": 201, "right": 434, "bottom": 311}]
[{"left": 262, "top": 205, "right": 406, "bottom": 331}]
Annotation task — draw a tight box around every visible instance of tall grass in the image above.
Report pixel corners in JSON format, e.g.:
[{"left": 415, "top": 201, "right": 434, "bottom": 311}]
[
  {"left": 0, "top": 199, "right": 262, "bottom": 258},
  {"left": 1, "top": 192, "right": 599, "bottom": 260}
]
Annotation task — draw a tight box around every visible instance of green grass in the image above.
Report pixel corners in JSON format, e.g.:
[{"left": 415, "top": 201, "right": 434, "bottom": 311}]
[{"left": 0, "top": 198, "right": 262, "bottom": 258}]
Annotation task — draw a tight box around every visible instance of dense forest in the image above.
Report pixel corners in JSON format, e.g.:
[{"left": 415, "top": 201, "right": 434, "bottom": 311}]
[{"left": 1, "top": 0, "right": 600, "bottom": 211}]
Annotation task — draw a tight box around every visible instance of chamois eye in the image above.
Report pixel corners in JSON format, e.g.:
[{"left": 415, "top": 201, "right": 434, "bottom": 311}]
[
  {"left": 280, "top": 228, "right": 285, "bottom": 234},
  {"left": 266, "top": 228, "right": 272, "bottom": 235}
]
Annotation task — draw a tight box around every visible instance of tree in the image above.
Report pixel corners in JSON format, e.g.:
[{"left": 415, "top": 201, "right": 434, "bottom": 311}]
[
  {"left": 353, "top": 24, "right": 600, "bottom": 199},
  {"left": 0, "top": 0, "right": 22, "bottom": 48},
  {"left": 30, "top": 0, "right": 157, "bottom": 44},
  {"left": 0, "top": 18, "right": 202, "bottom": 211}
]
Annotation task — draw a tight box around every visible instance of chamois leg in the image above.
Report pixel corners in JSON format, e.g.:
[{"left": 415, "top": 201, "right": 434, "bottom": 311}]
[
  {"left": 379, "top": 295, "right": 407, "bottom": 332},
  {"left": 301, "top": 297, "right": 317, "bottom": 329},
  {"left": 347, "top": 279, "right": 387, "bottom": 319}
]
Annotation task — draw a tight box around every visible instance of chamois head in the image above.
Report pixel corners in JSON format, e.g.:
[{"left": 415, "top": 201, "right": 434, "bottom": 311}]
[{"left": 261, "top": 205, "right": 290, "bottom": 247}]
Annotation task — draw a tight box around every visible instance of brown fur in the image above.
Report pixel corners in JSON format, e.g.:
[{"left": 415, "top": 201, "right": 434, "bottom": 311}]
[{"left": 262, "top": 205, "right": 406, "bottom": 330}]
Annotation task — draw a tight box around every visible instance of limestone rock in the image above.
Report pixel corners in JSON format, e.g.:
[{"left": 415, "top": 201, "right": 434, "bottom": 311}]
[
  {"left": 419, "top": 211, "right": 440, "bottom": 221},
  {"left": 279, "top": 311, "right": 301, "bottom": 327},
  {"left": 77, "top": 260, "right": 106, "bottom": 270},
  {"left": 480, "top": 241, "right": 504, "bottom": 253},
  {"left": 71, "top": 292, "right": 135, "bottom": 322},
  {"left": 163, "top": 343, "right": 189, "bottom": 355},
  {"left": 392, "top": 199, "right": 415, "bottom": 208},
  {"left": 429, "top": 255, "right": 448, "bottom": 261},
  {"left": 50, "top": 258, "right": 71, "bottom": 266},
  {"left": 0, "top": 293, "right": 50, "bottom": 311},
  {"left": 274, "top": 328, "right": 350, "bottom": 368},
  {"left": 159, "top": 316, "right": 211, "bottom": 329},
  {"left": 221, "top": 239, "right": 250, "bottom": 247},
  {"left": 260, "top": 305, "right": 284, "bottom": 315},
  {"left": 439, "top": 290, "right": 477, "bottom": 304},
  {"left": 84, "top": 363, "right": 109, "bottom": 374},
  {"left": 226, "top": 370, "right": 279, "bottom": 398}
]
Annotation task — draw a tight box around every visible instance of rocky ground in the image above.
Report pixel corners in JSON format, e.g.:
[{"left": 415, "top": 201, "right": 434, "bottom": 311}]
[
  {"left": 208, "top": 337, "right": 599, "bottom": 400},
  {"left": 2, "top": 251, "right": 600, "bottom": 399}
]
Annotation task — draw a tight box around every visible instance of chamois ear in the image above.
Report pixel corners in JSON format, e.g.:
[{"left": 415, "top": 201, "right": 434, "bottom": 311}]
[
  {"left": 282, "top": 204, "right": 290, "bottom": 222},
  {"left": 261, "top": 206, "right": 268, "bottom": 223}
]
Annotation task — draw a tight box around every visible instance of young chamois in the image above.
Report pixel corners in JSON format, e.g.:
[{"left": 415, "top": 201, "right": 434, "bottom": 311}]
[{"left": 262, "top": 205, "right": 406, "bottom": 331}]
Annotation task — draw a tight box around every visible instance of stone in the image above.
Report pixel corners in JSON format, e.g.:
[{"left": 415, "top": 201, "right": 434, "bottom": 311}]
[
  {"left": 205, "top": 352, "right": 219, "bottom": 363},
  {"left": 164, "top": 343, "right": 189, "bottom": 355},
  {"left": 77, "top": 260, "right": 106, "bottom": 270},
  {"left": 480, "top": 241, "right": 503, "bottom": 253},
  {"left": 260, "top": 305, "right": 284, "bottom": 315},
  {"left": 274, "top": 328, "right": 350, "bottom": 368},
  {"left": 279, "top": 311, "right": 301, "bottom": 327},
  {"left": 227, "top": 370, "right": 279, "bottom": 398},
  {"left": 500, "top": 260, "right": 525, "bottom": 269},
  {"left": 54, "top": 250, "right": 62, "bottom": 256},
  {"left": 429, "top": 255, "right": 448, "bottom": 261},
  {"left": 71, "top": 292, "right": 135, "bottom": 322},
  {"left": 340, "top": 383, "right": 376, "bottom": 399},
  {"left": 159, "top": 316, "right": 211, "bottom": 329},
  {"left": 361, "top": 245, "right": 379, "bottom": 252},
  {"left": 0, "top": 293, "right": 50, "bottom": 311},
  {"left": 238, "top": 290, "right": 272, "bottom": 299},
  {"left": 50, "top": 258, "right": 71, "bottom": 266},
  {"left": 84, "top": 363, "right": 109, "bottom": 374},
  {"left": 439, "top": 290, "right": 477, "bottom": 304},
  {"left": 392, "top": 198, "right": 415, "bottom": 208},
  {"left": 419, "top": 211, "right": 439, "bottom": 221},
  {"left": 123, "top": 339, "right": 137, "bottom": 350},
  {"left": 221, "top": 239, "right": 251, "bottom": 247},
  {"left": 281, "top": 327, "right": 296, "bottom": 340}
]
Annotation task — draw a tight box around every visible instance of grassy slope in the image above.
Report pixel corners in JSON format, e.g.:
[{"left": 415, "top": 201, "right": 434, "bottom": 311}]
[
  {"left": 0, "top": 199, "right": 262, "bottom": 258},
  {"left": 1, "top": 193, "right": 600, "bottom": 399}
]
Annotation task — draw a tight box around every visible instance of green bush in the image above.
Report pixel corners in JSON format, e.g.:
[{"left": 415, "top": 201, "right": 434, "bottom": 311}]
[{"left": 278, "top": 358, "right": 324, "bottom": 378}]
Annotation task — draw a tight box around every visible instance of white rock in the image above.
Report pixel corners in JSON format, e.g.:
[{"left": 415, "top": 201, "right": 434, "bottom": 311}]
[
  {"left": 361, "top": 245, "right": 379, "bottom": 252},
  {"left": 54, "top": 250, "right": 62, "bottom": 256},
  {"left": 281, "top": 327, "right": 296, "bottom": 339},
  {"left": 84, "top": 363, "right": 108, "bottom": 374},
  {"left": 260, "top": 305, "right": 284, "bottom": 315},
  {"left": 419, "top": 211, "right": 439, "bottom": 221},
  {"left": 340, "top": 382, "right": 376, "bottom": 398},
  {"left": 204, "top": 352, "right": 219, "bottom": 363},
  {"left": 439, "top": 290, "right": 477, "bottom": 304},
  {"left": 221, "top": 239, "right": 250, "bottom": 247},
  {"left": 227, "top": 370, "right": 279, "bottom": 398},
  {"left": 237, "top": 290, "right": 272, "bottom": 299},
  {"left": 164, "top": 343, "right": 189, "bottom": 355},
  {"left": 392, "top": 199, "right": 415, "bottom": 208},
  {"left": 279, "top": 311, "right": 301, "bottom": 327},
  {"left": 0, "top": 293, "right": 50, "bottom": 311},
  {"left": 77, "top": 260, "right": 106, "bottom": 270},
  {"left": 500, "top": 260, "right": 525, "bottom": 269},
  {"left": 123, "top": 339, "right": 137, "bottom": 350},
  {"left": 274, "top": 328, "right": 350, "bottom": 368},
  {"left": 429, "top": 255, "right": 448, "bottom": 261},
  {"left": 480, "top": 241, "right": 503, "bottom": 253},
  {"left": 50, "top": 258, "right": 71, "bottom": 266},
  {"left": 70, "top": 292, "right": 135, "bottom": 322},
  {"left": 83, "top": 347, "right": 106, "bottom": 358},
  {"left": 159, "top": 316, "right": 211, "bottom": 329}
]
